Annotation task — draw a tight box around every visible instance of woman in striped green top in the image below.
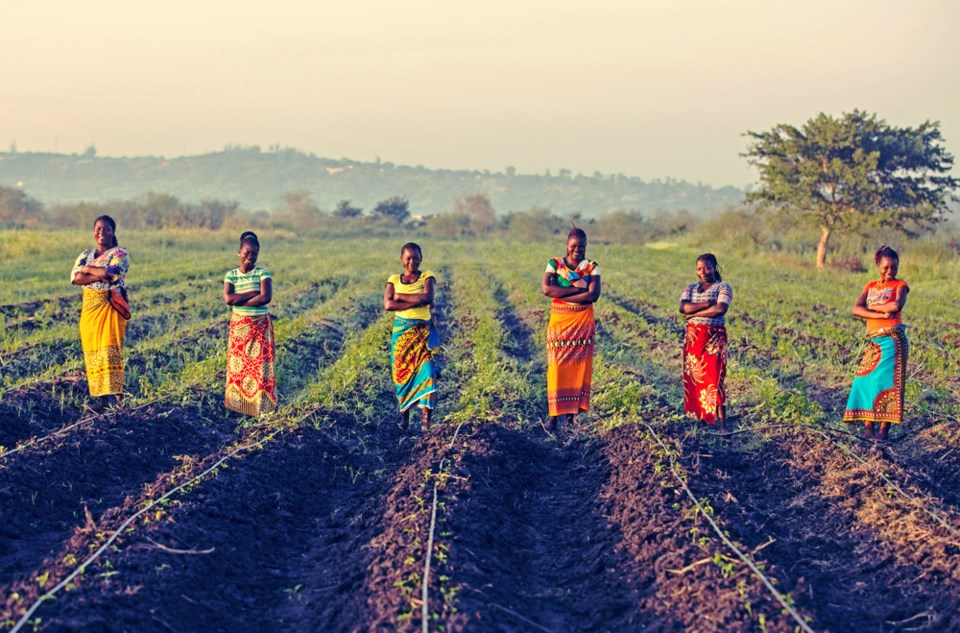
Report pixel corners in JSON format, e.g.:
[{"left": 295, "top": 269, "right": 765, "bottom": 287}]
[{"left": 223, "top": 231, "right": 277, "bottom": 415}]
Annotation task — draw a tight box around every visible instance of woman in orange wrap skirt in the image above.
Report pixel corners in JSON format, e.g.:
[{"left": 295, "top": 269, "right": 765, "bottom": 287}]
[{"left": 541, "top": 227, "right": 601, "bottom": 435}]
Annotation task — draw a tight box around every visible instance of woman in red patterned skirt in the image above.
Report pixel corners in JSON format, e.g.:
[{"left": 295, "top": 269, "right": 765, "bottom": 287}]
[
  {"left": 679, "top": 254, "right": 733, "bottom": 432},
  {"left": 223, "top": 231, "right": 276, "bottom": 416}
]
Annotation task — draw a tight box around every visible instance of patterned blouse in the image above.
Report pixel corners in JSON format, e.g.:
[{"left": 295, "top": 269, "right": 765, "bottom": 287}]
[
  {"left": 388, "top": 270, "right": 436, "bottom": 320},
  {"left": 225, "top": 266, "right": 272, "bottom": 316},
  {"left": 680, "top": 281, "right": 733, "bottom": 326},
  {"left": 71, "top": 246, "right": 130, "bottom": 291},
  {"left": 545, "top": 258, "right": 601, "bottom": 304}
]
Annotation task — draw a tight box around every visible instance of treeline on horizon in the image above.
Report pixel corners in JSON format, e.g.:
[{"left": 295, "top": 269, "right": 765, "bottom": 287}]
[
  {"left": 0, "top": 146, "right": 742, "bottom": 217},
  {"left": 3, "top": 184, "right": 958, "bottom": 277},
  {"left": 0, "top": 184, "right": 697, "bottom": 244}
]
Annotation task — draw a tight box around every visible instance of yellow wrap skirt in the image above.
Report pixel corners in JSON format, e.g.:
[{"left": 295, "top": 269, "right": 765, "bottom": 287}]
[{"left": 80, "top": 288, "right": 127, "bottom": 396}]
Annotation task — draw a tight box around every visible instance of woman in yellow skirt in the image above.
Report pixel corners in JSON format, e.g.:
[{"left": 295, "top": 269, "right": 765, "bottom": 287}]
[{"left": 71, "top": 215, "right": 130, "bottom": 408}]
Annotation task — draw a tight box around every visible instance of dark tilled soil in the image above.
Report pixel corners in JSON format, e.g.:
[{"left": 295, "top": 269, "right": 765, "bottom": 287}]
[
  {"left": 0, "top": 403, "right": 234, "bottom": 584},
  {"left": 598, "top": 424, "right": 803, "bottom": 632},
  {"left": 0, "top": 295, "right": 75, "bottom": 320},
  {"left": 684, "top": 426, "right": 960, "bottom": 631},
  {"left": 0, "top": 377, "right": 88, "bottom": 451},
  {"left": 31, "top": 415, "right": 424, "bottom": 633},
  {"left": 443, "top": 423, "right": 651, "bottom": 633},
  {"left": 892, "top": 419, "right": 960, "bottom": 509},
  {"left": 359, "top": 421, "right": 468, "bottom": 632}
]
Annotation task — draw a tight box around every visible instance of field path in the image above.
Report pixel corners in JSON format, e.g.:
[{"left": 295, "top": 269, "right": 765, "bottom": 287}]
[{"left": 446, "top": 425, "right": 650, "bottom": 632}]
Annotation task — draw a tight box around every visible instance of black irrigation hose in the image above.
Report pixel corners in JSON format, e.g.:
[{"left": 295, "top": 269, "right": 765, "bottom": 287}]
[
  {"left": 0, "top": 402, "right": 153, "bottom": 462},
  {"left": 725, "top": 422, "right": 960, "bottom": 539},
  {"left": 421, "top": 421, "right": 467, "bottom": 633},
  {"left": 639, "top": 420, "right": 816, "bottom": 633},
  {"left": 7, "top": 407, "right": 318, "bottom": 633}
]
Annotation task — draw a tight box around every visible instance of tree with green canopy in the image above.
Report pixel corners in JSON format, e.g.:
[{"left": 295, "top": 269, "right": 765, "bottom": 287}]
[
  {"left": 373, "top": 196, "right": 411, "bottom": 224},
  {"left": 743, "top": 110, "right": 957, "bottom": 268}
]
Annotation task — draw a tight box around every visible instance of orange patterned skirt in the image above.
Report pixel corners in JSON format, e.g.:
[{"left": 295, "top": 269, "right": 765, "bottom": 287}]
[
  {"left": 546, "top": 302, "right": 595, "bottom": 417},
  {"left": 225, "top": 313, "right": 277, "bottom": 416},
  {"left": 682, "top": 323, "right": 727, "bottom": 424}
]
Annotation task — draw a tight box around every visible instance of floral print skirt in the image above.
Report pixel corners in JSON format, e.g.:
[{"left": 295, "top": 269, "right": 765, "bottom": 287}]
[
  {"left": 843, "top": 326, "right": 908, "bottom": 425},
  {"left": 682, "top": 323, "right": 727, "bottom": 424}
]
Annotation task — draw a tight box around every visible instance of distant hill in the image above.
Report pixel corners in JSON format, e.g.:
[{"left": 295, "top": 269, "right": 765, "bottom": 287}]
[{"left": 0, "top": 146, "right": 743, "bottom": 217}]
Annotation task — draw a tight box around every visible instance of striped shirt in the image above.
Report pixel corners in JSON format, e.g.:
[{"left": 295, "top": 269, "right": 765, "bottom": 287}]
[
  {"left": 680, "top": 281, "right": 733, "bottom": 326},
  {"left": 225, "top": 266, "right": 271, "bottom": 316}
]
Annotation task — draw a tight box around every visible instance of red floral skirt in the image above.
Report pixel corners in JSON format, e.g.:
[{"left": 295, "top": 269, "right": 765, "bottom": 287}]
[
  {"left": 682, "top": 323, "right": 727, "bottom": 424},
  {"left": 225, "top": 313, "right": 277, "bottom": 416}
]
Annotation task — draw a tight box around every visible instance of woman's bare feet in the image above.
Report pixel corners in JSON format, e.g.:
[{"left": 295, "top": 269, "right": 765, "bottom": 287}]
[
  {"left": 421, "top": 407, "right": 432, "bottom": 431},
  {"left": 875, "top": 422, "right": 890, "bottom": 442},
  {"left": 544, "top": 417, "right": 558, "bottom": 434}
]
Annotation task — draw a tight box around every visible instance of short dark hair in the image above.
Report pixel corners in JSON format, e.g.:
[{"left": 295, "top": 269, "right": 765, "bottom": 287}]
[
  {"left": 696, "top": 253, "right": 722, "bottom": 282},
  {"left": 94, "top": 215, "right": 119, "bottom": 247},
  {"left": 874, "top": 244, "right": 899, "bottom": 265},
  {"left": 400, "top": 242, "right": 422, "bottom": 257},
  {"left": 568, "top": 227, "right": 587, "bottom": 241}
]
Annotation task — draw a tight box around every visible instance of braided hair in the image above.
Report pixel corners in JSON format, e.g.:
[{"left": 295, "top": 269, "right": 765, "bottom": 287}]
[
  {"left": 568, "top": 225, "right": 587, "bottom": 241},
  {"left": 400, "top": 242, "right": 422, "bottom": 257}
]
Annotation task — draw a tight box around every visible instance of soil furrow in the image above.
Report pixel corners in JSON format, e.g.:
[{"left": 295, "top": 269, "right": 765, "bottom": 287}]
[
  {"left": 0, "top": 377, "right": 88, "bottom": 452},
  {"left": 446, "top": 425, "right": 650, "bottom": 632},
  {"left": 0, "top": 403, "right": 234, "bottom": 586},
  {"left": 598, "top": 424, "right": 806, "bottom": 632},
  {"left": 36, "top": 417, "right": 416, "bottom": 633},
  {"left": 683, "top": 427, "right": 960, "bottom": 631},
  {"left": 0, "top": 280, "right": 340, "bottom": 454},
  {"left": 7, "top": 270, "right": 450, "bottom": 632},
  {"left": 0, "top": 297, "right": 368, "bottom": 592}
]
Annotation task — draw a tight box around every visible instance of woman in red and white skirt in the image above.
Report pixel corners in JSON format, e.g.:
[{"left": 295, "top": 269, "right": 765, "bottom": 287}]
[{"left": 679, "top": 253, "right": 732, "bottom": 432}]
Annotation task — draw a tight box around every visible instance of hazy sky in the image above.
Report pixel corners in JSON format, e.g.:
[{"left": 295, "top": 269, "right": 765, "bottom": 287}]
[{"left": 3, "top": 0, "right": 958, "bottom": 187}]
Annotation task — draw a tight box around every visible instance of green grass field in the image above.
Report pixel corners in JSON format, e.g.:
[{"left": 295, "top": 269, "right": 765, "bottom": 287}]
[{"left": 2, "top": 228, "right": 959, "bottom": 632}]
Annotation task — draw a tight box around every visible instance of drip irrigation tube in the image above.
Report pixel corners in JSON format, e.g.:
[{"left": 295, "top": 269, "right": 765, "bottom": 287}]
[
  {"left": 0, "top": 402, "right": 153, "bottom": 462},
  {"left": 7, "top": 412, "right": 307, "bottom": 633},
  {"left": 806, "top": 426, "right": 960, "bottom": 540},
  {"left": 421, "top": 422, "right": 466, "bottom": 633},
  {"left": 722, "top": 422, "right": 960, "bottom": 540},
  {"left": 640, "top": 421, "right": 816, "bottom": 633}
]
